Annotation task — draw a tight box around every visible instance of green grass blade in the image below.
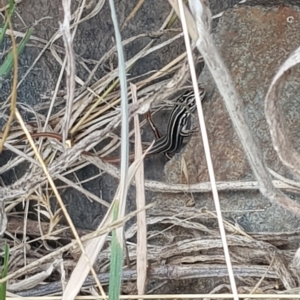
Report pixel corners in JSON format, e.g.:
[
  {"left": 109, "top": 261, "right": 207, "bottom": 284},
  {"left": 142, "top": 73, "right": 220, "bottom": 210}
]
[
  {"left": 108, "top": 0, "right": 129, "bottom": 297},
  {"left": 108, "top": 236, "right": 123, "bottom": 300},
  {"left": 0, "top": 244, "right": 9, "bottom": 300},
  {"left": 0, "top": 0, "right": 15, "bottom": 45},
  {"left": 0, "top": 27, "right": 33, "bottom": 88},
  {"left": 108, "top": 202, "right": 123, "bottom": 300}
]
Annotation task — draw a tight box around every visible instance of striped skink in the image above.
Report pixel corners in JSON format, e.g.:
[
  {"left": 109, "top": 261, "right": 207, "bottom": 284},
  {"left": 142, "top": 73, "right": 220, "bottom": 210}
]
[
  {"left": 147, "top": 88, "right": 206, "bottom": 159},
  {"left": 23, "top": 88, "right": 206, "bottom": 163}
]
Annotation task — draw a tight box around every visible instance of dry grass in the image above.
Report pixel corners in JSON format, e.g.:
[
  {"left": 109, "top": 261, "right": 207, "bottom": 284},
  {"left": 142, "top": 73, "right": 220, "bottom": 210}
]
[{"left": 1, "top": 0, "right": 300, "bottom": 299}]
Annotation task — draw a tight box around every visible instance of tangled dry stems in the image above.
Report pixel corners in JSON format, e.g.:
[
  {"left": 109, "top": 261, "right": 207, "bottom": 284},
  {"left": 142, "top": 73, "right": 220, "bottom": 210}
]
[{"left": 1, "top": 0, "right": 300, "bottom": 298}]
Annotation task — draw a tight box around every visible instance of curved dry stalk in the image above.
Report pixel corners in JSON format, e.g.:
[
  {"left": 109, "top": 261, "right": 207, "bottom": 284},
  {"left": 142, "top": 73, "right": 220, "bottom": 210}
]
[{"left": 265, "top": 47, "right": 300, "bottom": 181}]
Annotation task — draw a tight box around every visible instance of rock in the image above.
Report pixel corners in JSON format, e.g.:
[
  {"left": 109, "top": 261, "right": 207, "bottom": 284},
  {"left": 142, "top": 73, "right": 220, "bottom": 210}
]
[{"left": 163, "top": 5, "right": 300, "bottom": 232}]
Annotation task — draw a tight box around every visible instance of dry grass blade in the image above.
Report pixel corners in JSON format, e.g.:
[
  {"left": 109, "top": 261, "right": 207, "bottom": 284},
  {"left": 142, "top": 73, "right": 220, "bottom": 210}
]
[
  {"left": 168, "top": 0, "right": 198, "bottom": 41},
  {"left": 7, "top": 259, "right": 62, "bottom": 292},
  {"left": 121, "top": 0, "right": 145, "bottom": 30},
  {"left": 188, "top": 0, "right": 300, "bottom": 217},
  {"left": 68, "top": 32, "right": 184, "bottom": 136},
  {"left": 268, "top": 168, "right": 300, "bottom": 189},
  {"left": 0, "top": 19, "right": 71, "bottom": 280},
  {"left": 249, "top": 255, "right": 276, "bottom": 294},
  {"left": 14, "top": 111, "right": 104, "bottom": 298},
  {"left": 61, "top": 154, "right": 149, "bottom": 300},
  {"left": 0, "top": 28, "right": 193, "bottom": 203},
  {"left": 42, "top": 1, "right": 103, "bottom": 133},
  {"left": 265, "top": 47, "right": 300, "bottom": 180},
  {"left": 63, "top": 1, "right": 131, "bottom": 298},
  {"left": 6, "top": 193, "right": 299, "bottom": 297},
  {"left": 55, "top": 174, "right": 110, "bottom": 207},
  {"left": 131, "top": 83, "right": 147, "bottom": 296},
  {"left": 60, "top": 0, "right": 76, "bottom": 143},
  {"left": 0, "top": 203, "right": 153, "bottom": 287},
  {"left": 7, "top": 23, "right": 104, "bottom": 292},
  {"left": 3, "top": 2, "right": 290, "bottom": 296},
  {"left": 178, "top": 1, "right": 238, "bottom": 299},
  {"left": 62, "top": 210, "right": 110, "bottom": 299}
]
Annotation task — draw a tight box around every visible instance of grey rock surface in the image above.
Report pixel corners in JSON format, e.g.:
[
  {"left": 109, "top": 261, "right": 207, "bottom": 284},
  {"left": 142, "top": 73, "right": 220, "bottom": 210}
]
[{"left": 163, "top": 4, "right": 300, "bottom": 232}]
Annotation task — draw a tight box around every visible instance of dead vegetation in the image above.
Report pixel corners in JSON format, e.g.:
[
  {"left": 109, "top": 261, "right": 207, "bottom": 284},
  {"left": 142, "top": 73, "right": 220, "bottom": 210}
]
[{"left": 1, "top": 0, "right": 300, "bottom": 299}]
